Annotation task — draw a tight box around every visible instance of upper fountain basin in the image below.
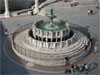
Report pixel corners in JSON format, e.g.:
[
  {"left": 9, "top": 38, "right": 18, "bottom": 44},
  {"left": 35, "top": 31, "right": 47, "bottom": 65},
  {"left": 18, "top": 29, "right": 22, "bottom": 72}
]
[{"left": 35, "top": 19, "right": 67, "bottom": 31}]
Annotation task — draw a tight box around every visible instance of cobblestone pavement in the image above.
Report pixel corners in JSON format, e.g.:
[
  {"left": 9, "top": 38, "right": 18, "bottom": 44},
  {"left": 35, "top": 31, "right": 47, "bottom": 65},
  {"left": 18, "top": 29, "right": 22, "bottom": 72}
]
[{"left": 0, "top": 10, "right": 100, "bottom": 75}]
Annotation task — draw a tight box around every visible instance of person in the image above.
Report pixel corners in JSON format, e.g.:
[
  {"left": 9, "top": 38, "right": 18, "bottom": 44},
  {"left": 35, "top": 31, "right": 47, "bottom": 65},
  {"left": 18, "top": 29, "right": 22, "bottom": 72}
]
[
  {"left": 71, "top": 64, "right": 74, "bottom": 73},
  {"left": 4, "top": 28, "right": 8, "bottom": 35},
  {"left": 85, "top": 44, "right": 88, "bottom": 50},
  {"left": 74, "top": 64, "right": 77, "bottom": 70},
  {"left": 65, "top": 57, "right": 70, "bottom": 64},
  {"left": 87, "top": 9, "right": 94, "bottom": 15},
  {"left": 77, "top": 64, "right": 84, "bottom": 72},
  {"left": 89, "top": 36, "right": 93, "bottom": 44},
  {"left": 90, "top": 9, "right": 93, "bottom": 15},
  {"left": 84, "top": 64, "right": 89, "bottom": 74},
  {"left": 94, "top": 46, "right": 98, "bottom": 54},
  {"left": 73, "top": 0, "right": 77, "bottom": 6},
  {"left": 87, "top": 9, "right": 91, "bottom": 15},
  {"left": 69, "top": 0, "right": 73, "bottom": 7},
  {"left": 96, "top": 5, "right": 100, "bottom": 9},
  {"left": 65, "top": 69, "right": 71, "bottom": 74}
]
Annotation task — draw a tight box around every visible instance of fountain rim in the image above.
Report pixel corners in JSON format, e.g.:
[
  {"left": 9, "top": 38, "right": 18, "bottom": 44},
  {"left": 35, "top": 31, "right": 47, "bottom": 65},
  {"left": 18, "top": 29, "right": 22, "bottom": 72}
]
[{"left": 33, "top": 19, "right": 69, "bottom": 32}]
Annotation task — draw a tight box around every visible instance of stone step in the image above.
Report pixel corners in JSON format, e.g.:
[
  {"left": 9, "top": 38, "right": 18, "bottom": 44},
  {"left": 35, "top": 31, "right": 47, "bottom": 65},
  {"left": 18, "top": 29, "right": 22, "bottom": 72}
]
[
  {"left": 70, "top": 50, "right": 86, "bottom": 63},
  {"left": 14, "top": 29, "right": 88, "bottom": 55},
  {"left": 70, "top": 42, "right": 91, "bottom": 63},
  {"left": 65, "top": 36, "right": 87, "bottom": 56},
  {"left": 13, "top": 30, "right": 90, "bottom": 64}
]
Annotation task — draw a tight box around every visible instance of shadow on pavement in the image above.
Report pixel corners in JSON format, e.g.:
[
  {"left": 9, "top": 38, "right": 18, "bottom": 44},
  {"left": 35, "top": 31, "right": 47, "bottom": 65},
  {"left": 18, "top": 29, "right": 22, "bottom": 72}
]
[
  {"left": 40, "top": 0, "right": 61, "bottom": 10},
  {"left": 0, "top": 21, "right": 29, "bottom": 75},
  {"left": 88, "top": 63, "right": 98, "bottom": 72}
]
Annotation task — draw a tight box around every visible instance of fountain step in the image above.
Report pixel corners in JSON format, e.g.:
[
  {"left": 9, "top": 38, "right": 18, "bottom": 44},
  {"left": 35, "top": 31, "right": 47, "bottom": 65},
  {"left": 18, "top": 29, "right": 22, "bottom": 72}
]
[
  {"left": 26, "top": 30, "right": 86, "bottom": 53},
  {"left": 12, "top": 28, "right": 91, "bottom": 66},
  {"left": 15, "top": 28, "right": 86, "bottom": 54},
  {"left": 64, "top": 37, "right": 87, "bottom": 57},
  {"left": 70, "top": 43, "right": 91, "bottom": 63}
]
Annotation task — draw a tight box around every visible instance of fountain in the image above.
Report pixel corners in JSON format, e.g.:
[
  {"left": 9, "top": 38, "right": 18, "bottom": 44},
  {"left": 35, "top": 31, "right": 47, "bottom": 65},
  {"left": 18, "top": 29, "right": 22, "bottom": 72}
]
[
  {"left": 6, "top": 9, "right": 92, "bottom": 72},
  {"left": 36, "top": 9, "right": 67, "bottom": 31},
  {"left": 46, "top": 9, "right": 57, "bottom": 27}
]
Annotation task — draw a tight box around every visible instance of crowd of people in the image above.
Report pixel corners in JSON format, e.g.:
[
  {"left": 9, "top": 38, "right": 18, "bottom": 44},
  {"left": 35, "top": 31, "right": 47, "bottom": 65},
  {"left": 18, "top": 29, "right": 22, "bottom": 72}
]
[
  {"left": 64, "top": 36, "right": 98, "bottom": 74},
  {"left": 64, "top": 57, "right": 89, "bottom": 74},
  {"left": 65, "top": 63, "right": 89, "bottom": 74}
]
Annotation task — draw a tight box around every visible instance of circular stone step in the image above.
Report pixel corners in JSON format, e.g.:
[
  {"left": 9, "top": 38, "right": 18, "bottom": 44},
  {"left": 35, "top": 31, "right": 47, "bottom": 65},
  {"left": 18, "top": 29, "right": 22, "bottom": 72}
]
[{"left": 12, "top": 26, "right": 90, "bottom": 66}]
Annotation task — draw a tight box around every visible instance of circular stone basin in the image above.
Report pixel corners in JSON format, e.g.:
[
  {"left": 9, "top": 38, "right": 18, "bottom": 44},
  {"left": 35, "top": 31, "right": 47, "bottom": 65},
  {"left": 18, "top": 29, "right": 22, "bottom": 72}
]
[{"left": 36, "top": 21, "right": 66, "bottom": 31}]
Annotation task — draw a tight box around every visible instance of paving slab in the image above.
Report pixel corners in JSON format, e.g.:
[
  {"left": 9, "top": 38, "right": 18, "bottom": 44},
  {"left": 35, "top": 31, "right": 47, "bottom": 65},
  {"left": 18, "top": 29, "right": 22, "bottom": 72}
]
[{"left": 0, "top": 11, "right": 100, "bottom": 75}]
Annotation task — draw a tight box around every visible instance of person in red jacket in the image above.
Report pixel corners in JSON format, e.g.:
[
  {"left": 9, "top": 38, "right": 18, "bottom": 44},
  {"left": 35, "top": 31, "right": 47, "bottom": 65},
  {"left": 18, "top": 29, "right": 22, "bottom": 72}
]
[
  {"left": 87, "top": 9, "right": 91, "bottom": 15},
  {"left": 4, "top": 28, "right": 8, "bottom": 35},
  {"left": 87, "top": 9, "right": 94, "bottom": 15}
]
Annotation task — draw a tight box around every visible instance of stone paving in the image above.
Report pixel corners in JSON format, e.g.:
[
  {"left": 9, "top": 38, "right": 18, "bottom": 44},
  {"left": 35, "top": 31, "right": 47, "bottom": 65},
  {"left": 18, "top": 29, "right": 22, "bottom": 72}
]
[
  {"left": 38, "top": 0, "right": 98, "bottom": 15},
  {"left": 3, "top": 34, "right": 98, "bottom": 72},
  {"left": 0, "top": 12, "right": 100, "bottom": 75},
  {"left": 0, "top": 1, "right": 100, "bottom": 75},
  {"left": 0, "top": 0, "right": 98, "bottom": 18}
]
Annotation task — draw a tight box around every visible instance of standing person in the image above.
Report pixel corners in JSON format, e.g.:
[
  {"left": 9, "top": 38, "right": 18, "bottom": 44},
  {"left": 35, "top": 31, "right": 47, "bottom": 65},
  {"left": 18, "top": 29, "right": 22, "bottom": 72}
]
[
  {"left": 4, "top": 28, "right": 8, "bottom": 35},
  {"left": 96, "top": 5, "right": 100, "bottom": 9},
  {"left": 74, "top": 64, "right": 77, "bottom": 70},
  {"left": 87, "top": 9, "right": 91, "bottom": 15},
  {"left": 90, "top": 8, "right": 93, "bottom": 15},
  {"left": 73, "top": 0, "right": 76, "bottom": 6},
  {"left": 89, "top": 36, "right": 93, "bottom": 44},
  {"left": 65, "top": 57, "right": 70, "bottom": 64},
  {"left": 84, "top": 64, "right": 89, "bottom": 74},
  {"left": 85, "top": 44, "right": 88, "bottom": 51},
  {"left": 71, "top": 64, "right": 74, "bottom": 73},
  {"left": 69, "top": 0, "right": 73, "bottom": 7},
  {"left": 94, "top": 46, "right": 98, "bottom": 54}
]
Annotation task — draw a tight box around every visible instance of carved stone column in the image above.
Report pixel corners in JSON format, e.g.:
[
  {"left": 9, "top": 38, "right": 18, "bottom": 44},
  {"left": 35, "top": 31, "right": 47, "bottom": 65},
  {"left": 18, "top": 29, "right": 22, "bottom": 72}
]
[
  {"left": 4, "top": 0, "right": 11, "bottom": 18},
  {"left": 34, "top": 0, "right": 39, "bottom": 14}
]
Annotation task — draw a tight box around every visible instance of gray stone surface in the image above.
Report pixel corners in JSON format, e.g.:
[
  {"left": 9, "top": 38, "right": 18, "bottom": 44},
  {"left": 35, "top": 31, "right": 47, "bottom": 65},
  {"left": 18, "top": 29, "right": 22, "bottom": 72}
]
[{"left": 0, "top": 10, "right": 100, "bottom": 75}]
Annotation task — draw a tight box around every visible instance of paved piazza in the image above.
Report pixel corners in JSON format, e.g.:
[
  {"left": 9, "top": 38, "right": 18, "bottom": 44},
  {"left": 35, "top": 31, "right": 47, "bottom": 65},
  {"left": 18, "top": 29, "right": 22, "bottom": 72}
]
[{"left": 0, "top": 0, "right": 100, "bottom": 75}]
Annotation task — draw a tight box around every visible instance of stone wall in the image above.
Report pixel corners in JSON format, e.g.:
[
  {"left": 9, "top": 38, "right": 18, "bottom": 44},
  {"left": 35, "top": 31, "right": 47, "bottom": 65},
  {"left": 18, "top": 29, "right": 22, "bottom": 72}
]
[{"left": 0, "top": 0, "right": 34, "bottom": 14}]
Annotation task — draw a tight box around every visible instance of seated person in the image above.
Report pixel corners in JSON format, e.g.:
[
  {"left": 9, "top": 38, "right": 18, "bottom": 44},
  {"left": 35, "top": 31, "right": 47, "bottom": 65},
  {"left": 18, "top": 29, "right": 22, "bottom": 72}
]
[{"left": 76, "top": 64, "right": 84, "bottom": 72}]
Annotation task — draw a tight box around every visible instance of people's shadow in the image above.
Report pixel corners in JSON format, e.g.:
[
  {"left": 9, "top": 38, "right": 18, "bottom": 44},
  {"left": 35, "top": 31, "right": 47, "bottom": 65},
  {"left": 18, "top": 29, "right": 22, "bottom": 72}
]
[
  {"left": 69, "top": 23, "right": 90, "bottom": 33},
  {"left": 40, "top": 0, "right": 61, "bottom": 10},
  {"left": 88, "top": 63, "right": 98, "bottom": 72},
  {"left": 0, "top": 21, "right": 29, "bottom": 75},
  {"left": 93, "top": 12, "right": 98, "bottom": 15}
]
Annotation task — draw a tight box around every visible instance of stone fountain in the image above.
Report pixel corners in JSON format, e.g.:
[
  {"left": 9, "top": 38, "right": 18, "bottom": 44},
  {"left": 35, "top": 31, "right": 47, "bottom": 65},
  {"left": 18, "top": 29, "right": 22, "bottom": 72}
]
[
  {"left": 6, "top": 9, "right": 92, "bottom": 72},
  {"left": 46, "top": 9, "right": 57, "bottom": 27}
]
